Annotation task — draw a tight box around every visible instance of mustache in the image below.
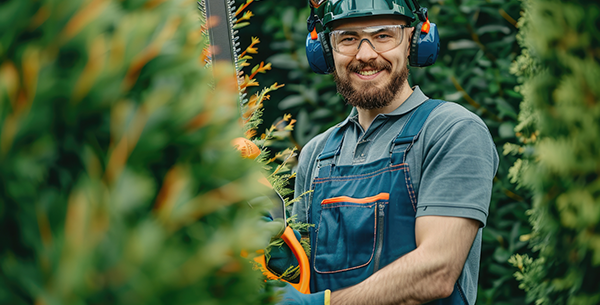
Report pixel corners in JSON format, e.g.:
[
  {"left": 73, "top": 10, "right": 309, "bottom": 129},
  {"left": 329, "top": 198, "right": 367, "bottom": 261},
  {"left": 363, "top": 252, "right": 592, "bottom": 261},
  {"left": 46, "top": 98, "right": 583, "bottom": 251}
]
[{"left": 347, "top": 60, "right": 392, "bottom": 73}]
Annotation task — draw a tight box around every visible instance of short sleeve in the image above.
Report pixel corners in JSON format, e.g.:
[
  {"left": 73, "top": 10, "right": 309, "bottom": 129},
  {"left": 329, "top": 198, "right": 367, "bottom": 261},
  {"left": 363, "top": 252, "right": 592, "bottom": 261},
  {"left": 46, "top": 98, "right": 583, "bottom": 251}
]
[{"left": 415, "top": 109, "right": 499, "bottom": 227}]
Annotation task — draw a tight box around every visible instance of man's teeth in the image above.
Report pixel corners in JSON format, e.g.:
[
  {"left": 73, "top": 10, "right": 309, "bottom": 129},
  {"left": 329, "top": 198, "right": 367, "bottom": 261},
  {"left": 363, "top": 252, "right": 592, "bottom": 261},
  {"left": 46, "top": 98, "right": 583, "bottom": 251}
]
[{"left": 358, "top": 70, "right": 380, "bottom": 76}]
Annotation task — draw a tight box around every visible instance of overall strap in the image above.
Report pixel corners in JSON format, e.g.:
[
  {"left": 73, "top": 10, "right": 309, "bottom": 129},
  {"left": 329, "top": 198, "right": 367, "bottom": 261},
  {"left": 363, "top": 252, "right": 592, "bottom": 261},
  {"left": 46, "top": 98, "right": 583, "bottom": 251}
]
[
  {"left": 316, "top": 118, "right": 348, "bottom": 177},
  {"left": 391, "top": 99, "right": 445, "bottom": 163},
  {"left": 317, "top": 118, "right": 348, "bottom": 162},
  {"left": 394, "top": 99, "right": 445, "bottom": 145}
]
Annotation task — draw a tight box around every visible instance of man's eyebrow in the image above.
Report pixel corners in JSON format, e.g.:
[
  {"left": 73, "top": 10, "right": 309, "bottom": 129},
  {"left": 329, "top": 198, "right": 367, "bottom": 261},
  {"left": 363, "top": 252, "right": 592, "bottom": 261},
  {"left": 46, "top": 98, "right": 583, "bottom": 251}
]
[
  {"left": 338, "top": 30, "right": 359, "bottom": 35},
  {"left": 364, "top": 27, "right": 393, "bottom": 34}
]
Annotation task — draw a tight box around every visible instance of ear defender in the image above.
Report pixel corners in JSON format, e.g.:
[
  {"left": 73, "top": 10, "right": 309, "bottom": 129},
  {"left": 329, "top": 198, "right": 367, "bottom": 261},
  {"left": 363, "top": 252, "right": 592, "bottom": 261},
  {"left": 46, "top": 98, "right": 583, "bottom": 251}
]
[
  {"left": 305, "top": 4, "right": 334, "bottom": 74},
  {"left": 409, "top": 18, "right": 440, "bottom": 67},
  {"left": 305, "top": 32, "right": 334, "bottom": 74}
]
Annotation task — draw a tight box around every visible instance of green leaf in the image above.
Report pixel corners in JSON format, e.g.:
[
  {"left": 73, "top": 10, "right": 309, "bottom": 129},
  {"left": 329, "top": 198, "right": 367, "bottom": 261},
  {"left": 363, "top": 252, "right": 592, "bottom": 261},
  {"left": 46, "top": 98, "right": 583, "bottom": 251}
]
[
  {"left": 267, "top": 53, "right": 299, "bottom": 70},
  {"left": 499, "top": 122, "right": 516, "bottom": 138},
  {"left": 233, "top": 22, "right": 250, "bottom": 30},
  {"left": 278, "top": 95, "right": 305, "bottom": 110},
  {"left": 447, "top": 39, "right": 480, "bottom": 50}
]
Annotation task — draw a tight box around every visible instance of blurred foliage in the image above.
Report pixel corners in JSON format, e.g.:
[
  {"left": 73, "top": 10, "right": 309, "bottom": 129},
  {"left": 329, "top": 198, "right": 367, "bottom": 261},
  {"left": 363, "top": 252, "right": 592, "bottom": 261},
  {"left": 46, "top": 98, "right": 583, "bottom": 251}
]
[
  {"left": 0, "top": 0, "right": 281, "bottom": 304},
  {"left": 244, "top": 0, "right": 534, "bottom": 303},
  {"left": 506, "top": 0, "right": 600, "bottom": 304}
]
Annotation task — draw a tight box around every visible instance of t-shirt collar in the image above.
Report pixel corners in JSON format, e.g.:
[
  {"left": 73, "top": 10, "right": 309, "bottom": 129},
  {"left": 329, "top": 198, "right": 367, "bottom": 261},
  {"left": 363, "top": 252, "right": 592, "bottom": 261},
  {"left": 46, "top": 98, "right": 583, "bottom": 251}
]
[{"left": 338, "top": 86, "right": 430, "bottom": 127}]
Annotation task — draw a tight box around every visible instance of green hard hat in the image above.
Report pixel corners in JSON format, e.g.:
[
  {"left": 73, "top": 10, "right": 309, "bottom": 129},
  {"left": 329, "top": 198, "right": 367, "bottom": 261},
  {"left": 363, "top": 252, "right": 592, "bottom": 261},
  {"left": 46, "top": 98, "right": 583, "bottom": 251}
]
[{"left": 322, "top": 0, "right": 416, "bottom": 28}]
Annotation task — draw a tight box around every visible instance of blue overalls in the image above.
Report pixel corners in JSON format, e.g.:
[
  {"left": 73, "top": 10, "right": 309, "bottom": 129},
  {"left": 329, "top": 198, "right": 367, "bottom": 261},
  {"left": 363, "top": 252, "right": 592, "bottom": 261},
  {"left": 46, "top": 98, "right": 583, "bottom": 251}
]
[{"left": 308, "top": 99, "right": 468, "bottom": 304}]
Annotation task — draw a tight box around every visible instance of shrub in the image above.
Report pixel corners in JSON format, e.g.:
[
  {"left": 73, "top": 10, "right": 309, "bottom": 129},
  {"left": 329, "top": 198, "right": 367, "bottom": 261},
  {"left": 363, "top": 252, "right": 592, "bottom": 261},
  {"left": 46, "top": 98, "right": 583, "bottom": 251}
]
[
  {"left": 507, "top": 0, "right": 600, "bottom": 304},
  {"left": 0, "top": 0, "right": 277, "bottom": 304}
]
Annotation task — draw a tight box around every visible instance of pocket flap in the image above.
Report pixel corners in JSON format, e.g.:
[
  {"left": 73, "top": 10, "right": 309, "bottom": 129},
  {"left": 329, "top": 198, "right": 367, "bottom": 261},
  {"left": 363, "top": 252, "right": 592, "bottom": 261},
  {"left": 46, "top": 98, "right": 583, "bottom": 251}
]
[{"left": 321, "top": 193, "right": 389, "bottom": 205}]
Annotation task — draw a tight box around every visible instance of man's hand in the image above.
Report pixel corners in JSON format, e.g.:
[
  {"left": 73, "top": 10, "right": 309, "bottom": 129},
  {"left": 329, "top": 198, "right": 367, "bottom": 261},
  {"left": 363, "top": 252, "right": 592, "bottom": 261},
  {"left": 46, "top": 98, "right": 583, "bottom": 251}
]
[
  {"left": 330, "top": 215, "right": 480, "bottom": 305},
  {"left": 278, "top": 282, "right": 331, "bottom": 305}
]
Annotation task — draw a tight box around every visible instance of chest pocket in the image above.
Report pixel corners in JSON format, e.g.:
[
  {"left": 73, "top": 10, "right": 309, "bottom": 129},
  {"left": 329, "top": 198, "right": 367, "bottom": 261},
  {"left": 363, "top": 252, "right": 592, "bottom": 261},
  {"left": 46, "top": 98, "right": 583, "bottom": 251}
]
[{"left": 313, "top": 193, "right": 389, "bottom": 273}]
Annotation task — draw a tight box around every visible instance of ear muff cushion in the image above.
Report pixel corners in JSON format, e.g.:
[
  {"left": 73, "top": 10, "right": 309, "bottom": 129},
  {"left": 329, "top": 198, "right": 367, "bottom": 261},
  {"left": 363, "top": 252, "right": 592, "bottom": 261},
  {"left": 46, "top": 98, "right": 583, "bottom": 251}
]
[
  {"left": 409, "top": 22, "right": 423, "bottom": 67},
  {"left": 319, "top": 32, "right": 335, "bottom": 73}
]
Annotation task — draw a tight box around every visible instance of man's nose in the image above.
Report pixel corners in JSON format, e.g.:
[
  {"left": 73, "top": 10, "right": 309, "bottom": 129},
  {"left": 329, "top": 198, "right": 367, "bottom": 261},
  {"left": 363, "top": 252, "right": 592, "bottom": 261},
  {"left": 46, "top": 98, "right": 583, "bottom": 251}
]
[{"left": 355, "top": 39, "right": 378, "bottom": 62}]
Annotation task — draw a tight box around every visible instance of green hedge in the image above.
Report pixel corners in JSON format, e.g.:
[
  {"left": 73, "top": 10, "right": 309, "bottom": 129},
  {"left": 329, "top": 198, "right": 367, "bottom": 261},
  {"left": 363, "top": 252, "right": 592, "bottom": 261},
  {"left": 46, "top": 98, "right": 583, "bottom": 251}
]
[{"left": 508, "top": 0, "right": 600, "bottom": 304}]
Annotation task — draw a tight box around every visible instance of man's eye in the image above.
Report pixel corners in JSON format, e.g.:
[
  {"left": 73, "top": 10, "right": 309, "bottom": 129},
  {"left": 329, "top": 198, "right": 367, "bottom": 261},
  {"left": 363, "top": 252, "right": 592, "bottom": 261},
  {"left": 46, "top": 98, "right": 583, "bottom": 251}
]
[
  {"left": 340, "top": 37, "right": 357, "bottom": 43},
  {"left": 375, "top": 34, "right": 392, "bottom": 39}
]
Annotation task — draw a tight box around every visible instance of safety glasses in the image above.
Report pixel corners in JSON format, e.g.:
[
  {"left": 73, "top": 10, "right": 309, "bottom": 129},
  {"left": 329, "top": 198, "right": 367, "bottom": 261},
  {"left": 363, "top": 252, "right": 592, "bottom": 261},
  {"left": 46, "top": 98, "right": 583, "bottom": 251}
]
[{"left": 329, "top": 25, "right": 409, "bottom": 56}]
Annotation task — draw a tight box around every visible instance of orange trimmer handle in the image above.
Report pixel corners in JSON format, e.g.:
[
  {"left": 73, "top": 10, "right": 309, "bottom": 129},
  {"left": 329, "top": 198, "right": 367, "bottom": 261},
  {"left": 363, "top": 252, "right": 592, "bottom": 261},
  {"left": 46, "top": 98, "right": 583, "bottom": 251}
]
[
  {"left": 253, "top": 227, "right": 311, "bottom": 294},
  {"left": 281, "top": 226, "right": 311, "bottom": 294}
]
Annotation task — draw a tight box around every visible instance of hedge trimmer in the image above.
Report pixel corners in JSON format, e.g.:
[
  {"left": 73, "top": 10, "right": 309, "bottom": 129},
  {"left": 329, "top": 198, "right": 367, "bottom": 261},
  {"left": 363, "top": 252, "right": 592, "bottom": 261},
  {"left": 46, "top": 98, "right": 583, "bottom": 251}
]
[{"left": 198, "top": 0, "right": 311, "bottom": 294}]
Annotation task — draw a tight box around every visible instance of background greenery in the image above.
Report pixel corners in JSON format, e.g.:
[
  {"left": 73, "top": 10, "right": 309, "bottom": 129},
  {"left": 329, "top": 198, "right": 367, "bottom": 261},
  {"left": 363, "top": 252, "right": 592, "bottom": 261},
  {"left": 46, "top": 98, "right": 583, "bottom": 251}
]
[{"left": 242, "top": 0, "right": 533, "bottom": 304}]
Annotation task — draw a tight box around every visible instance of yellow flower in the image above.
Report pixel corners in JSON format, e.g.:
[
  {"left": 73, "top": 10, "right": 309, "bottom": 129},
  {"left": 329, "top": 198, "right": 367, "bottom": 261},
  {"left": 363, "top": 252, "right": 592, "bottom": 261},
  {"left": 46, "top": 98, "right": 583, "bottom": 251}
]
[{"left": 237, "top": 11, "right": 254, "bottom": 23}]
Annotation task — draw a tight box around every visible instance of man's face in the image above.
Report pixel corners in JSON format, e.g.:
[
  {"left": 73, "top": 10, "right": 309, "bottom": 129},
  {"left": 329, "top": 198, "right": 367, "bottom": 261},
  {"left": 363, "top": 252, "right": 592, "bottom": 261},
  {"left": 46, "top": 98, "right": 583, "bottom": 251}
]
[{"left": 331, "top": 16, "right": 412, "bottom": 110}]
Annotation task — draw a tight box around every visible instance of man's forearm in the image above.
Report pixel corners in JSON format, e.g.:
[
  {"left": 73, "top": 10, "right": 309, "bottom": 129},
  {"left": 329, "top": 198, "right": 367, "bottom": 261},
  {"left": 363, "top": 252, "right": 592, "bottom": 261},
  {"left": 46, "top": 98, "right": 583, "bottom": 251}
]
[
  {"left": 329, "top": 216, "right": 480, "bottom": 305},
  {"left": 330, "top": 246, "right": 454, "bottom": 305}
]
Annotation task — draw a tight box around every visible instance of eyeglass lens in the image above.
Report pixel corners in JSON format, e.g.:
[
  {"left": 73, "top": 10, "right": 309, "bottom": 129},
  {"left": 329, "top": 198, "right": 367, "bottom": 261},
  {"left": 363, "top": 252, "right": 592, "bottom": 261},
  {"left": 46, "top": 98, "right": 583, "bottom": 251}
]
[{"left": 330, "top": 25, "right": 405, "bottom": 56}]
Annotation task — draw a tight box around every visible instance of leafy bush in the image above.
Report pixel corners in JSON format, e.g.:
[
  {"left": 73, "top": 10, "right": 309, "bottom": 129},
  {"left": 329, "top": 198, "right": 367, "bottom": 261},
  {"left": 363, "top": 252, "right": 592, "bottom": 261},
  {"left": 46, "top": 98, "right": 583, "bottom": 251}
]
[
  {"left": 507, "top": 0, "right": 600, "bottom": 304},
  {"left": 0, "top": 0, "right": 278, "bottom": 304}
]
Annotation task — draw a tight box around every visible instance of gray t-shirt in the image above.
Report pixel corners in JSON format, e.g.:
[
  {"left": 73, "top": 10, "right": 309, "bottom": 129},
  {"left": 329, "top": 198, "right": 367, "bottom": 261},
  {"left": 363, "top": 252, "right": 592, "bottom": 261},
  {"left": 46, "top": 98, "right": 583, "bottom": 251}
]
[{"left": 292, "top": 86, "right": 499, "bottom": 304}]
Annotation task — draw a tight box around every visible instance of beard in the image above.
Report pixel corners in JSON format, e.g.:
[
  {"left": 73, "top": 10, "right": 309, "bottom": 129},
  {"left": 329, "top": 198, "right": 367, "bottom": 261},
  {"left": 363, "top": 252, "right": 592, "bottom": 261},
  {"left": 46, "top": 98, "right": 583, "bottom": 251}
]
[{"left": 333, "top": 60, "right": 409, "bottom": 110}]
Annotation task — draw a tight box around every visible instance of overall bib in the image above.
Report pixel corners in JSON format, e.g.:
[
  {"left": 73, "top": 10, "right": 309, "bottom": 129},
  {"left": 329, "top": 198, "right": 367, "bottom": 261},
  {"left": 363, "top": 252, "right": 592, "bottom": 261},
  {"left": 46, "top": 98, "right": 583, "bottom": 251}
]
[{"left": 308, "top": 99, "right": 468, "bottom": 304}]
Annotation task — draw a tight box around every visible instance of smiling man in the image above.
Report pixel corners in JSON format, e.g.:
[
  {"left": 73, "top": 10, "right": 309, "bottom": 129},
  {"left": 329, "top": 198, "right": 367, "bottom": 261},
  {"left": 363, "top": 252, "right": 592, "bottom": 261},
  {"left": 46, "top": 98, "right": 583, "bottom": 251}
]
[{"left": 278, "top": 0, "right": 499, "bottom": 304}]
